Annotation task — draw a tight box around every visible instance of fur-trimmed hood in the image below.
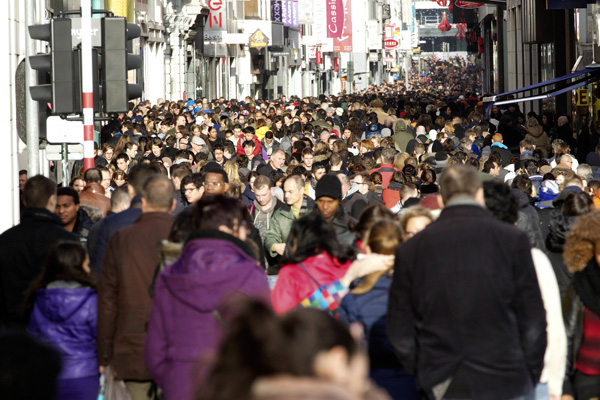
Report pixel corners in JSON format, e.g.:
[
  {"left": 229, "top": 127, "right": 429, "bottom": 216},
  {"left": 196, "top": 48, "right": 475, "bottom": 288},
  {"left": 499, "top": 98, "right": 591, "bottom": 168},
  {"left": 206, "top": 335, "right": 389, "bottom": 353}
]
[{"left": 563, "top": 210, "right": 600, "bottom": 273}]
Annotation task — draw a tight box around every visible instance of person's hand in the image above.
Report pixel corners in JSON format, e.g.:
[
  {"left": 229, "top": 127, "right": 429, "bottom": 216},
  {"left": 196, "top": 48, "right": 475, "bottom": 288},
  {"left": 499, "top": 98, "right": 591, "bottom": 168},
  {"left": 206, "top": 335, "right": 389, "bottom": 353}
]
[
  {"left": 560, "top": 395, "right": 573, "bottom": 400},
  {"left": 272, "top": 243, "right": 286, "bottom": 256},
  {"left": 340, "top": 254, "right": 395, "bottom": 287}
]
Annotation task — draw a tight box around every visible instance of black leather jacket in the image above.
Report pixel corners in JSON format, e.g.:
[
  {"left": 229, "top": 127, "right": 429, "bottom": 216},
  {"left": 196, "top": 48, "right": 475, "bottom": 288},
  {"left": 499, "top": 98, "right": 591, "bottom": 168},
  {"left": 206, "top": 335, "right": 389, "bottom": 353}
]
[{"left": 562, "top": 285, "right": 584, "bottom": 396}]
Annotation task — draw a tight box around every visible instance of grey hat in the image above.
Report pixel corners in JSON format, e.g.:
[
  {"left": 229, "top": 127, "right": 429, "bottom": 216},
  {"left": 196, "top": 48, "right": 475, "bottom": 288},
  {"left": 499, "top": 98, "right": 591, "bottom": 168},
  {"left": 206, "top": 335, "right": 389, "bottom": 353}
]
[
  {"left": 326, "top": 107, "right": 334, "bottom": 113},
  {"left": 191, "top": 136, "right": 206, "bottom": 146}
]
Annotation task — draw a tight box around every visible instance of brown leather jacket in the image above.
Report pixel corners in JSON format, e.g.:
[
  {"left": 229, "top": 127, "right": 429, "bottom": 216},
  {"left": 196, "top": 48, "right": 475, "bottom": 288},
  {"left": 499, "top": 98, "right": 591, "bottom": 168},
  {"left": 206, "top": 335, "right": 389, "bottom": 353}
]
[
  {"left": 97, "top": 212, "right": 174, "bottom": 380},
  {"left": 79, "top": 183, "right": 111, "bottom": 216}
]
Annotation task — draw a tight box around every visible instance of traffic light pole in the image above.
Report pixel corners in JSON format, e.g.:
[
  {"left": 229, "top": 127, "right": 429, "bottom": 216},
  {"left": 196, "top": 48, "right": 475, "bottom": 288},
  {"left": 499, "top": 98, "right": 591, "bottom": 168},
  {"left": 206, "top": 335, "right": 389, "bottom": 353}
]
[
  {"left": 81, "top": 0, "right": 95, "bottom": 171},
  {"left": 25, "top": 0, "right": 40, "bottom": 176}
]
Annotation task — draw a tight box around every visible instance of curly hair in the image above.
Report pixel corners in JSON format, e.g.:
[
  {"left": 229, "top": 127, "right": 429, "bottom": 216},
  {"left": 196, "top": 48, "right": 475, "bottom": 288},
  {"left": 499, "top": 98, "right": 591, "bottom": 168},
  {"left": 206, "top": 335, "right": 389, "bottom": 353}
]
[{"left": 563, "top": 210, "right": 600, "bottom": 273}]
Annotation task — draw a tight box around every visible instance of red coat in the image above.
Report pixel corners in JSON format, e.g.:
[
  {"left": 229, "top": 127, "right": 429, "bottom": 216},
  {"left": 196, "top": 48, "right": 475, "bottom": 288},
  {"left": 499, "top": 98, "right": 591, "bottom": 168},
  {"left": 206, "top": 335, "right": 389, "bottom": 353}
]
[
  {"left": 271, "top": 252, "right": 352, "bottom": 314},
  {"left": 370, "top": 163, "right": 399, "bottom": 189},
  {"left": 382, "top": 187, "right": 401, "bottom": 209},
  {"left": 236, "top": 135, "right": 262, "bottom": 156}
]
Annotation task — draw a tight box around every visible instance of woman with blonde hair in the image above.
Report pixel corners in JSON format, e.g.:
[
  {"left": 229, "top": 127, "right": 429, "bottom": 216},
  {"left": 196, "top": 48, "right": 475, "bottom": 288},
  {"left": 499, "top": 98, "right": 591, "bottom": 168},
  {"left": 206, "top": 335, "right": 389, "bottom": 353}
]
[
  {"left": 443, "top": 121, "right": 455, "bottom": 135},
  {"left": 338, "top": 220, "right": 419, "bottom": 400},
  {"left": 400, "top": 206, "right": 434, "bottom": 240},
  {"left": 224, "top": 160, "right": 244, "bottom": 191}
]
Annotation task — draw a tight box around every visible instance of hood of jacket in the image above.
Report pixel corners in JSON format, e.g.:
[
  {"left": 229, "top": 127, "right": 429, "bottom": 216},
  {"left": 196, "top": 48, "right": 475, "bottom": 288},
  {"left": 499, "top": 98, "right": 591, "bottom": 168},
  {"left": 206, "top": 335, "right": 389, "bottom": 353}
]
[
  {"left": 393, "top": 119, "right": 407, "bottom": 135},
  {"left": 526, "top": 117, "right": 544, "bottom": 138},
  {"left": 546, "top": 214, "right": 575, "bottom": 252},
  {"left": 160, "top": 229, "right": 263, "bottom": 311},
  {"left": 511, "top": 188, "right": 532, "bottom": 210},
  {"left": 35, "top": 286, "right": 95, "bottom": 322}
]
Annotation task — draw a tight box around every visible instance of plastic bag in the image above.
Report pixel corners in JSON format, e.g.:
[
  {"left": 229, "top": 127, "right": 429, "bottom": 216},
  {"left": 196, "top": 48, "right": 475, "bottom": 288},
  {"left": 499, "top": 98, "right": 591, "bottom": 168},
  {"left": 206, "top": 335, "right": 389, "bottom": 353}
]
[{"left": 98, "top": 366, "right": 132, "bottom": 400}]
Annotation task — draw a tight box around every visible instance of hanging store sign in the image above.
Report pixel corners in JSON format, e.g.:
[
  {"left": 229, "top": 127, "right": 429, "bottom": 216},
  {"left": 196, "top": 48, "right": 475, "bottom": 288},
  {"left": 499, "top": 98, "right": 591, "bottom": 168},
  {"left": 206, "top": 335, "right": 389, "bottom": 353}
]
[
  {"left": 272, "top": 1, "right": 283, "bottom": 23},
  {"left": 208, "top": 0, "right": 225, "bottom": 29},
  {"left": 326, "top": 0, "right": 343, "bottom": 38},
  {"left": 575, "top": 89, "right": 590, "bottom": 106},
  {"left": 384, "top": 39, "right": 398, "bottom": 50},
  {"left": 332, "top": 0, "right": 352, "bottom": 52},
  {"left": 249, "top": 29, "right": 269, "bottom": 49},
  {"left": 282, "top": 0, "right": 299, "bottom": 28}
]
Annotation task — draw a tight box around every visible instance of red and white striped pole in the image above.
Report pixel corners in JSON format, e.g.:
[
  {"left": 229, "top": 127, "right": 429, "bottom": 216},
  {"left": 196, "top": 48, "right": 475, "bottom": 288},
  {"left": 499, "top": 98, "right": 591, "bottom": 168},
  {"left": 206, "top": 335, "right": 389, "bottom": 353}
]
[{"left": 81, "top": 0, "right": 95, "bottom": 170}]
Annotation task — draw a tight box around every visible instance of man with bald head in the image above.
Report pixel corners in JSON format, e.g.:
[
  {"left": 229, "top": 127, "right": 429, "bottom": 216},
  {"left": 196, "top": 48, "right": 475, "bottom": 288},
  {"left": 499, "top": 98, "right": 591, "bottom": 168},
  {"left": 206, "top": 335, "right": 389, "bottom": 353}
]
[{"left": 555, "top": 115, "right": 574, "bottom": 149}]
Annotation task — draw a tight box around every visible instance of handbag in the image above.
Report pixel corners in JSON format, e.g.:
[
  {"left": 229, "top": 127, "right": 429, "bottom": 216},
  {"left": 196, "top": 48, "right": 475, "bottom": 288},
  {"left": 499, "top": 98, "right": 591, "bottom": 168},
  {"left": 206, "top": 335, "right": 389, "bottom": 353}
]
[
  {"left": 296, "top": 262, "right": 348, "bottom": 318},
  {"left": 98, "top": 366, "right": 132, "bottom": 400}
]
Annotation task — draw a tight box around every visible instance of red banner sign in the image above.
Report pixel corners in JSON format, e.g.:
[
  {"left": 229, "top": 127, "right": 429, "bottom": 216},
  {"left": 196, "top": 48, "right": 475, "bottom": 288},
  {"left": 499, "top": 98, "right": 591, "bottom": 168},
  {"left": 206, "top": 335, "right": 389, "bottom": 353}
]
[
  {"left": 327, "top": 0, "right": 343, "bottom": 38},
  {"left": 384, "top": 39, "right": 398, "bottom": 49},
  {"left": 333, "top": 0, "right": 352, "bottom": 52}
]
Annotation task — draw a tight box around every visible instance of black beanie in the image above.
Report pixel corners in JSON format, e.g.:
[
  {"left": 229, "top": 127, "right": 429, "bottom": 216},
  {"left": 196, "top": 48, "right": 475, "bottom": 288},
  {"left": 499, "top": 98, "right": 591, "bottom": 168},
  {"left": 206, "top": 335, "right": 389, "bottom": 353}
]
[{"left": 315, "top": 174, "right": 342, "bottom": 200}]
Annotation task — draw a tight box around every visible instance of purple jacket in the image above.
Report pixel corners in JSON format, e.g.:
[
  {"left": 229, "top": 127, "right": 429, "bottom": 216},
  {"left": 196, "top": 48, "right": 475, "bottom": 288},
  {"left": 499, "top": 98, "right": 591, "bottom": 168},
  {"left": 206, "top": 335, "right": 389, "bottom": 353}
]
[
  {"left": 28, "top": 284, "right": 98, "bottom": 380},
  {"left": 145, "top": 230, "right": 271, "bottom": 400}
]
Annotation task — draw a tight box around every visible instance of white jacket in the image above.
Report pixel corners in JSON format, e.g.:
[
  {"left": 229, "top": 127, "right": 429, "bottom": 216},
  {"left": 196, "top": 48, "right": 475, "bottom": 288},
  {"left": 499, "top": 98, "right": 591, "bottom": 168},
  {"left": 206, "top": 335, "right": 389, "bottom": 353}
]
[{"left": 531, "top": 248, "right": 567, "bottom": 397}]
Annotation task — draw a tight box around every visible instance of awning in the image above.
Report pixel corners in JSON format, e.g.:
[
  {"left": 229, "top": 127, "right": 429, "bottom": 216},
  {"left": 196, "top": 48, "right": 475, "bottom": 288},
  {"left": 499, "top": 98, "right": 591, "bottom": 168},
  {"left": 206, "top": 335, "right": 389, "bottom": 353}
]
[{"left": 482, "top": 65, "right": 600, "bottom": 108}]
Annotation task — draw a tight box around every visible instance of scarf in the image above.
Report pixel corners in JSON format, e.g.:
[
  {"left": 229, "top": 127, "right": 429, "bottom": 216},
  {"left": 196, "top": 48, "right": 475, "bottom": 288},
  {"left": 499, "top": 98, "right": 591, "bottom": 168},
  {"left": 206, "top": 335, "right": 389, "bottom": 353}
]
[{"left": 491, "top": 142, "right": 508, "bottom": 150}]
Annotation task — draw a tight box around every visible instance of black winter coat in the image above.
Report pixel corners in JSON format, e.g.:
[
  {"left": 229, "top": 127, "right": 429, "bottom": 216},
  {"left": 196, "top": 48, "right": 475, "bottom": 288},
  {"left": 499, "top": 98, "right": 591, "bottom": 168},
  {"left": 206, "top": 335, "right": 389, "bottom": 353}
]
[
  {"left": 388, "top": 204, "right": 547, "bottom": 400},
  {"left": 0, "top": 208, "right": 78, "bottom": 328}
]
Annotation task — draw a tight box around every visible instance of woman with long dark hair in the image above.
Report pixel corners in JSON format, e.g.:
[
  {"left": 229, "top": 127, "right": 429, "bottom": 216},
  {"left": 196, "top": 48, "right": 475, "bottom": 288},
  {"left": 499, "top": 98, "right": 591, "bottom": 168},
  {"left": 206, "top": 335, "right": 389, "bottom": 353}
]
[
  {"left": 271, "top": 213, "right": 355, "bottom": 314},
  {"left": 26, "top": 242, "right": 98, "bottom": 400}
]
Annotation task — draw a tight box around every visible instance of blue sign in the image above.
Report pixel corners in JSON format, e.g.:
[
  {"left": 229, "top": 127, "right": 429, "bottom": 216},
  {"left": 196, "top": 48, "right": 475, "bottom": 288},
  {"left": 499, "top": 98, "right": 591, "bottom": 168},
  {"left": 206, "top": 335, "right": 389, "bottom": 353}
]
[{"left": 272, "top": 0, "right": 283, "bottom": 22}]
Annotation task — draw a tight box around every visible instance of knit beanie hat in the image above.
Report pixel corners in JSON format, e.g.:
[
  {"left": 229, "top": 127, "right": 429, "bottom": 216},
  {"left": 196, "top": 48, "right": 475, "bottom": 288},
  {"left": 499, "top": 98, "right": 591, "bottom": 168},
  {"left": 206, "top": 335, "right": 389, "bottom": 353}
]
[{"left": 315, "top": 174, "right": 342, "bottom": 200}]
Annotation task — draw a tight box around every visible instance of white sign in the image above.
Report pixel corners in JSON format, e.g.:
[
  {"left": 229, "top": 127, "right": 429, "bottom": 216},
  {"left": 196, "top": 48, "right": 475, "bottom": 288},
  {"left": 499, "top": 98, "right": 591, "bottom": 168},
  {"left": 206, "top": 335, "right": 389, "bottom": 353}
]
[
  {"left": 309, "top": 46, "right": 317, "bottom": 58},
  {"left": 46, "top": 116, "right": 84, "bottom": 144},
  {"left": 204, "top": 31, "right": 225, "bottom": 42},
  {"left": 70, "top": 19, "right": 102, "bottom": 47},
  {"left": 46, "top": 144, "right": 85, "bottom": 161}
]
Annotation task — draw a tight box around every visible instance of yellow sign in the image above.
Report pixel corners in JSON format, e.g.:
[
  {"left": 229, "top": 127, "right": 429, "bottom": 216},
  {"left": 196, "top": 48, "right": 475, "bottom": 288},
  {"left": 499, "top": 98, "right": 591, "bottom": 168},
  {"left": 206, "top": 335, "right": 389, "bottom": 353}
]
[
  {"left": 575, "top": 88, "right": 589, "bottom": 106},
  {"left": 249, "top": 30, "right": 269, "bottom": 49}
]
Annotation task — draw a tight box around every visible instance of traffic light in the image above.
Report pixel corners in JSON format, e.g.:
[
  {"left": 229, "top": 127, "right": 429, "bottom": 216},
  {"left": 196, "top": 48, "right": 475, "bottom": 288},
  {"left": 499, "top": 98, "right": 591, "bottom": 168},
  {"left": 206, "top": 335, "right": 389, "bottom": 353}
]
[
  {"left": 101, "top": 17, "right": 142, "bottom": 113},
  {"left": 29, "top": 18, "right": 80, "bottom": 114}
]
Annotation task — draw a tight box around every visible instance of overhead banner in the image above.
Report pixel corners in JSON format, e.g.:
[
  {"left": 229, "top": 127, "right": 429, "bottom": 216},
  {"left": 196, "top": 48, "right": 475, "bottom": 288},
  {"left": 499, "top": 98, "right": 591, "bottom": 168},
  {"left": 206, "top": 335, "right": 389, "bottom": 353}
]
[
  {"left": 327, "top": 0, "right": 343, "bottom": 38},
  {"left": 333, "top": 0, "right": 352, "bottom": 52},
  {"left": 547, "top": 0, "right": 593, "bottom": 9}
]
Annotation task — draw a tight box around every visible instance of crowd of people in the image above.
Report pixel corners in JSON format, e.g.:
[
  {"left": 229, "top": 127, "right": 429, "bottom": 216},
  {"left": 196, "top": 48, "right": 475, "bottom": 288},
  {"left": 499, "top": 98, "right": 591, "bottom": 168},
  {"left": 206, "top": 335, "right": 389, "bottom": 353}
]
[{"left": 3, "top": 56, "right": 600, "bottom": 400}]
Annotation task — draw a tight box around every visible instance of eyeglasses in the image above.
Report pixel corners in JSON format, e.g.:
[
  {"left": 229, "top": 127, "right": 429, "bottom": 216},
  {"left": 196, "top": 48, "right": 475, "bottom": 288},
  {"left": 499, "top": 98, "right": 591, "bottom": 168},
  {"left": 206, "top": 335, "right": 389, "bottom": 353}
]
[
  {"left": 202, "top": 182, "right": 227, "bottom": 187},
  {"left": 183, "top": 187, "right": 197, "bottom": 193}
]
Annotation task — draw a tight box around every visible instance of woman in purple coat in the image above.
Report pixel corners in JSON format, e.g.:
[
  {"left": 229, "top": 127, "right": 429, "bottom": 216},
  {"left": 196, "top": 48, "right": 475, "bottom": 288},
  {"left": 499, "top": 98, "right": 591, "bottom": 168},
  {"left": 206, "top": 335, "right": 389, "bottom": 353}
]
[
  {"left": 26, "top": 242, "right": 98, "bottom": 400},
  {"left": 145, "top": 195, "right": 272, "bottom": 400}
]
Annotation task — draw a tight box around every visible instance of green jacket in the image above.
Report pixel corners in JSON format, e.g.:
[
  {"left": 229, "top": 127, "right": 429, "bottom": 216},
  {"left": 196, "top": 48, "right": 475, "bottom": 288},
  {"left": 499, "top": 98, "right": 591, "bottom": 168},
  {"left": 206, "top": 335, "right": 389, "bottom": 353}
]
[
  {"left": 392, "top": 119, "right": 414, "bottom": 152},
  {"left": 264, "top": 206, "right": 297, "bottom": 258}
]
